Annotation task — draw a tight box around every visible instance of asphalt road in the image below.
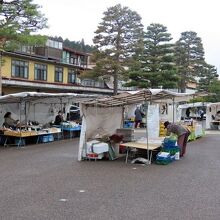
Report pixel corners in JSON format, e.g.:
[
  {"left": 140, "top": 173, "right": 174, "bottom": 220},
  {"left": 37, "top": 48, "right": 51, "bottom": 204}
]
[{"left": 1, "top": 134, "right": 220, "bottom": 220}]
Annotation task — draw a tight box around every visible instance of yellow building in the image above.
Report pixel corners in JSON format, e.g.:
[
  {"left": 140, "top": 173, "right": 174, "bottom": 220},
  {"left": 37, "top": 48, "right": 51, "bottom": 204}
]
[{"left": 0, "top": 39, "right": 112, "bottom": 95}]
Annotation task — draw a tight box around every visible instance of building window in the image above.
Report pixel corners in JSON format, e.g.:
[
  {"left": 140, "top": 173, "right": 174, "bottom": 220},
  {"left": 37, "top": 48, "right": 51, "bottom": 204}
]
[
  {"left": 81, "top": 79, "right": 95, "bottom": 87},
  {"left": 34, "top": 64, "right": 47, "bottom": 81},
  {"left": 62, "top": 51, "right": 70, "bottom": 63},
  {"left": 94, "top": 81, "right": 105, "bottom": 88},
  {"left": 19, "top": 45, "right": 34, "bottom": 54},
  {"left": 70, "top": 55, "right": 78, "bottom": 65},
  {"left": 81, "top": 79, "right": 105, "bottom": 88},
  {"left": 46, "top": 39, "right": 63, "bottom": 49},
  {"left": 55, "top": 67, "right": 63, "bottom": 82},
  {"left": 11, "top": 59, "right": 28, "bottom": 78},
  {"left": 68, "top": 69, "right": 76, "bottom": 83},
  {"left": 80, "top": 56, "right": 88, "bottom": 67}
]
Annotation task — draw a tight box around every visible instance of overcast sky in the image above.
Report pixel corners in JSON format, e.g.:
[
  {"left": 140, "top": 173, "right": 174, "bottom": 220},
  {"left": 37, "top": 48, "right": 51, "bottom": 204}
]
[{"left": 34, "top": 0, "right": 220, "bottom": 74}]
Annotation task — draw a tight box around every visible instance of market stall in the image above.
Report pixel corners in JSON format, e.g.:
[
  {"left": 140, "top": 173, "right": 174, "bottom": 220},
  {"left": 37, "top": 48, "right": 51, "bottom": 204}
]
[
  {"left": 206, "top": 102, "right": 220, "bottom": 130},
  {"left": 78, "top": 89, "right": 202, "bottom": 163},
  {"left": 177, "top": 102, "right": 209, "bottom": 120},
  {"left": 53, "top": 122, "right": 81, "bottom": 139},
  {"left": 2, "top": 127, "right": 62, "bottom": 147},
  {"left": 0, "top": 92, "right": 96, "bottom": 146}
]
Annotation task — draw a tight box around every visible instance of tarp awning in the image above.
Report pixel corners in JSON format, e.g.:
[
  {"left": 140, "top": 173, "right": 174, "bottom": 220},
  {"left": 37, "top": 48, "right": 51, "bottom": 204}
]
[
  {"left": 0, "top": 92, "right": 97, "bottom": 104},
  {"left": 178, "top": 102, "right": 210, "bottom": 109},
  {"left": 81, "top": 89, "right": 206, "bottom": 107}
]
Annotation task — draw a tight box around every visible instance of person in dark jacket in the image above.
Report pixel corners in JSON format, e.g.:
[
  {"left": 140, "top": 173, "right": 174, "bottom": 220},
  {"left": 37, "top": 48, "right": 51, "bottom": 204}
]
[
  {"left": 164, "top": 121, "right": 190, "bottom": 157},
  {"left": 134, "top": 106, "right": 144, "bottom": 128},
  {"left": 54, "top": 111, "right": 64, "bottom": 125},
  {"left": 186, "top": 107, "right": 191, "bottom": 118}
]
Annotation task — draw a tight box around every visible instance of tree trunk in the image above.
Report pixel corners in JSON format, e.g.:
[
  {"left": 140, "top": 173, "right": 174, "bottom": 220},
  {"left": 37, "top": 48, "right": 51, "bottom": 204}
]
[
  {"left": 180, "top": 73, "right": 186, "bottom": 93},
  {"left": 113, "top": 70, "right": 118, "bottom": 95}
]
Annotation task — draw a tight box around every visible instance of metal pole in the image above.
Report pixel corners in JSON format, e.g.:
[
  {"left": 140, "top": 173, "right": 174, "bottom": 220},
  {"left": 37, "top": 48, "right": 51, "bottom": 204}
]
[
  {"left": 145, "top": 97, "right": 149, "bottom": 164},
  {"left": 25, "top": 101, "right": 27, "bottom": 127},
  {"left": 122, "top": 105, "right": 125, "bottom": 128},
  {"left": 172, "top": 98, "right": 175, "bottom": 123}
]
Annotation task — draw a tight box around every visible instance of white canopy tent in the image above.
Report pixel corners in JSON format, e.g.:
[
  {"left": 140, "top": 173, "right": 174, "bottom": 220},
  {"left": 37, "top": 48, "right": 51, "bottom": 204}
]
[
  {"left": 177, "top": 102, "right": 210, "bottom": 121},
  {"left": 78, "top": 89, "right": 204, "bottom": 161},
  {"left": 206, "top": 102, "right": 220, "bottom": 129},
  {"left": 0, "top": 92, "right": 97, "bottom": 126}
]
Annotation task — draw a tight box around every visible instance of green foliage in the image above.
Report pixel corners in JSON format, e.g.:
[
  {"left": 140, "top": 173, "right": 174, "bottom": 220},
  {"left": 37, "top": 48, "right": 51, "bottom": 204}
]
[
  {"left": 55, "top": 37, "right": 95, "bottom": 53},
  {"left": 0, "top": 0, "right": 48, "bottom": 49},
  {"left": 197, "top": 64, "right": 218, "bottom": 91},
  {"left": 126, "top": 23, "right": 178, "bottom": 89},
  {"left": 188, "top": 97, "right": 206, "bottom": 103},
  {"left": 188, "top": 80, "right": 220, "bottom": 103},
  {"left": 91, "top": 4, "right": 144, "bottom": 94},
  {"left": 175, "top": 31, "right": 205, "bottom": 92},
  {"left": 51, "top": 36, "right": 95, "bottom": 53},
  {"left": 205, "top": 80, "right": 220, "bottom": 102}
]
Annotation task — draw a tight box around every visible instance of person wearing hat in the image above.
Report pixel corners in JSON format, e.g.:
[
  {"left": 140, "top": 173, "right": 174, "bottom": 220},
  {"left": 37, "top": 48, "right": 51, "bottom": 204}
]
[{"left": 164, "top": 121, "right": 190, "bottom": 157}]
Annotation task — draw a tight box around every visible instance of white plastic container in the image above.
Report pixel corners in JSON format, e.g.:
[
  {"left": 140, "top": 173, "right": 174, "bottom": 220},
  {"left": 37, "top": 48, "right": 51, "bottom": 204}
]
[
  {"left": 92, "top": 142, "right": 109, "bottom": 154},
  {"left": 86, "top": 140, "right": 100, "bottom": 153},
  {"left": 175, "top": 151, "right": 180, "bottom": 160}
]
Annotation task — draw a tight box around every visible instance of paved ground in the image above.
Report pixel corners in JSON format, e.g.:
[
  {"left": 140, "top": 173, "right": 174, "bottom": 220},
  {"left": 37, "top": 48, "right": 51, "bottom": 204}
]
[{"left": 0, "top": 133, "right": 220, "bottom": 220}]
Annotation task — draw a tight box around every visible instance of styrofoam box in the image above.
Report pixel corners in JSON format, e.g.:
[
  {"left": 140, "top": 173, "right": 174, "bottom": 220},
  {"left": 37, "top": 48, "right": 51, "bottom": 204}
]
[
  {"left": 86, "top": 140, "right": 100, "bottom": 153},
  {"left": 92, "top": 142, "right": 109, "bottom": 154}
]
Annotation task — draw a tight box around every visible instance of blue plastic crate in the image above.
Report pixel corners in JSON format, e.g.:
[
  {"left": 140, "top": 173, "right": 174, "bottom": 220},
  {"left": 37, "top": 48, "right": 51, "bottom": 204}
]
[
  {"left": 163, "top": 139, "right": 177, "bottom": 149},
  {"left": 156, "top": 152, "right": 171, "bottom": 160},
  {"left": 48, "top": 134, "right": 54, "bottom": 142},
  {"left": 40, "top": 135, "right": 49, "bottom": 143},
  {"left": 161, "top": 147, "right": 180, "bottom": 155}
]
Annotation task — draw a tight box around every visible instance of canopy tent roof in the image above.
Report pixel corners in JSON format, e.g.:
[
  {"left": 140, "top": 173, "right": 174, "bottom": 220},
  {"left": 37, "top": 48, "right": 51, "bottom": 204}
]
[
  {"left": 81, "top": 89, "right": 207, "bottom": 107},
  {"left": 0, "top": 92, "right": 97, "bottom": 104},
  {"left": 207, "top": 102, "right": 220, "bottom": 107},
  {"left": 178, "top": 102, "right": 211, "bottom": 109}
]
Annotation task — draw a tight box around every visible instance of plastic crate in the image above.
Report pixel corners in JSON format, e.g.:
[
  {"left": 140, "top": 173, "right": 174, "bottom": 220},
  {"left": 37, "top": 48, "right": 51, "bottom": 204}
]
[
  {"left": 155, "top": 160, "right": 171, "bottom": 165},
  {"left": 156, "top": 152, "right": 170, "bottom": 160},
  {"left": 48, "top": 134, "right": 54, "bottom": 142},
  {"left": 40, "top": 135, "right": 49, "bottom": 143},
  {"left": 155, "top": 151, "right": 175, "bottom": 165},
  {"left": 162, "top": 147, "right": 180, "bottom": 155},
  {"left": 163, "top": 139, "right": 176, "bottom": 147}
]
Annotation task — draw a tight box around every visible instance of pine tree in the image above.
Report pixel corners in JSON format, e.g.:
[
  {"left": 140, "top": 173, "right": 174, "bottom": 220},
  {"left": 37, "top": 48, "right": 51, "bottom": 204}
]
[
  {"left": 207, "top": 80, "right": 220, "bottom": 102},
  {"left": 197, "top": 63, "right": 218, "bottom": 91},
  {"left": 126, "top": 23, "right": 178, "bottom": 89},
  {"left": 90, "top": 4, "right": 144, "bottom": 94},
  {"left": 63, "top": 38, "right": 95, "bottom": 53},
  {"left": 175, "top": 31, "right": 205, "bottom": 92},
  {"left": 0, "top": 0, "right": 47, "bottom": 49},
  {"left": 0, "top": 0, "right": 48, "bottom": 95}
]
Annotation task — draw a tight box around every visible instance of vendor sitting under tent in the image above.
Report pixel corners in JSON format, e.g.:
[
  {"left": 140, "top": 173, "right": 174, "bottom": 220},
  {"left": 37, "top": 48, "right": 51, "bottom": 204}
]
[
  {"left": 54, "top": 111, "right": 64, "bottom": 125},
  {"left": 3, "top": 112, "right": 19, "bottom": 129}
]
